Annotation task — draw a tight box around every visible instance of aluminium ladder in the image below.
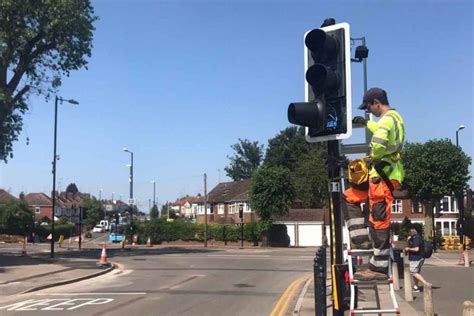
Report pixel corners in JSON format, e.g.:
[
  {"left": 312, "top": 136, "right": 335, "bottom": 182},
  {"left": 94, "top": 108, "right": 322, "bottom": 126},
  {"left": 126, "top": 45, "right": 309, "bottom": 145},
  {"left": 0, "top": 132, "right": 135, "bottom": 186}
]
[{"left": 347, "top": 248, "right": 400, "bottom": 315}]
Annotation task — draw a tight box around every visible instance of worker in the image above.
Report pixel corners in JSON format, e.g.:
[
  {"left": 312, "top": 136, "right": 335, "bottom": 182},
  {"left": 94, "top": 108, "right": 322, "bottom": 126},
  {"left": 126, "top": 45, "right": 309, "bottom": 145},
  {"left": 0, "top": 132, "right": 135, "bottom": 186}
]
[{"left": 345, "top": 87, "right": 405, "bottom": 281}]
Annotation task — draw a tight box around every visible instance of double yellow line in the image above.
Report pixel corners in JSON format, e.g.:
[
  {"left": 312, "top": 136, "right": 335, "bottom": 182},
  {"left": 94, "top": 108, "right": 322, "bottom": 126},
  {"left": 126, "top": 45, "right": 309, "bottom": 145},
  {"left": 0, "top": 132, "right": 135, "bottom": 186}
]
[{"left": 270, "top": 275, "right": 309, "bottom": 316}]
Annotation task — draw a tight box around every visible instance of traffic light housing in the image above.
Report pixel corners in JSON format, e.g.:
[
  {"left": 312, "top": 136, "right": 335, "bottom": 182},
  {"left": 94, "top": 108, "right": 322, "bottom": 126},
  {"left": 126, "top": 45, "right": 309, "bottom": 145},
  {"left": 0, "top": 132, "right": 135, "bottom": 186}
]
[
  {"left": 288, "top": 22, "right": 352, "bottom": 142},
  {"left": 239, "top": 206, "right": 243, "bottom": 220}
]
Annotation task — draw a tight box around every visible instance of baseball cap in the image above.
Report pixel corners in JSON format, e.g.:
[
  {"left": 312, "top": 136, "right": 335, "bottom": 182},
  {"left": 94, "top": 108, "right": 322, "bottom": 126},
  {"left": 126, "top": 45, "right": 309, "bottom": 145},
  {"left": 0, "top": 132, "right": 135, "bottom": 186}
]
[{"left": 358, "top": 87, "right": 388, "bottom": 110}]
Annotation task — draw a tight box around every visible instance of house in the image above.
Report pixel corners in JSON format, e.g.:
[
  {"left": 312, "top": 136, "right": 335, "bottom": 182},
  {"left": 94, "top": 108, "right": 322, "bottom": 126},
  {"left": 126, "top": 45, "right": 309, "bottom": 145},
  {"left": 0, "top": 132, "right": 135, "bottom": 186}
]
[
  {"left": 0, "top": 189, "right": 17, "bottom": 206},
  {"left": 23, "top": 193, "right": 53, "bottom": 221},
  {"left": 195, "top": 180, "right": 255, "bottom": 224}
]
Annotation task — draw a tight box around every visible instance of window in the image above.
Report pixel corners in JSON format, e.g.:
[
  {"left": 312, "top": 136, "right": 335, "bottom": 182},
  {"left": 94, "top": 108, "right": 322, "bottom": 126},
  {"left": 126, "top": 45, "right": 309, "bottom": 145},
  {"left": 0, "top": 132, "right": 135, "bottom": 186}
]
[
  {"left": 217, "top": 204, "right": 225, "bottom": 215},
  {"left": 439, "top": 196, "right": 458, "bottom": 213},
  {"left": 391, "top": 199, "right": 403, "bottom": 213},
  {"left": 436, "top": 219, "right": 458, "bottom": 236},
  {"left": 35, "top": 207, "right": 40, "bottom": 214},
  {"left": 411, "top": 200, "right": 423, "bottom": 213}
]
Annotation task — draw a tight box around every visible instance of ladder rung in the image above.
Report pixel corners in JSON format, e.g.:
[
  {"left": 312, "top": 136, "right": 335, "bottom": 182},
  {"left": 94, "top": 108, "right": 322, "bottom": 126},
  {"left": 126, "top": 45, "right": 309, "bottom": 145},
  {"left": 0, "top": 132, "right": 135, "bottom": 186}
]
[
  {"left": 350, "top": 277, "right": 392, "bottom": 285},
  {"left": 348, "top": 249, "right": 374, "bottom": 255},
  {"left": 351, "top": 308, "right": 400, "bottom": 314}
]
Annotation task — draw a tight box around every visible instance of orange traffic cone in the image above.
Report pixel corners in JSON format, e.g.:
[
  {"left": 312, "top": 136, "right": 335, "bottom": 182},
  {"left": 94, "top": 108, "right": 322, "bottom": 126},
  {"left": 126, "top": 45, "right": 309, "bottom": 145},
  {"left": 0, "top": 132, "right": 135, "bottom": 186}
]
[
  {"left": 21, "top": 237, "right": 27, "bottom": 257},
  {"left": 147, "top": 237, "right": 152, "bottom": 247},
  {"left": 98, "top": 243, "right": 108, "bottom": 265}
]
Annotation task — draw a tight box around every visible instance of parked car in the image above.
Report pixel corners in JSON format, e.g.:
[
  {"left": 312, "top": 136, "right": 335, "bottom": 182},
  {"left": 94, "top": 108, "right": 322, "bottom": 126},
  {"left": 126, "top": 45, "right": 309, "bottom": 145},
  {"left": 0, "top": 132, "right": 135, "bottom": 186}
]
[{"left": 92, "top": 225, "right": 105, "bottom": 233}]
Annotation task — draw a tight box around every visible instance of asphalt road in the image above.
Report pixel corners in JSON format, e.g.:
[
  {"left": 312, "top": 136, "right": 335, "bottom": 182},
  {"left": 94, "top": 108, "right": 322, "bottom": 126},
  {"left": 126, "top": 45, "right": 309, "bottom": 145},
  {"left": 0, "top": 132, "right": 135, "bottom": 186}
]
[{"left": 0, "top": 247, "right": 315, "bottom": 316}]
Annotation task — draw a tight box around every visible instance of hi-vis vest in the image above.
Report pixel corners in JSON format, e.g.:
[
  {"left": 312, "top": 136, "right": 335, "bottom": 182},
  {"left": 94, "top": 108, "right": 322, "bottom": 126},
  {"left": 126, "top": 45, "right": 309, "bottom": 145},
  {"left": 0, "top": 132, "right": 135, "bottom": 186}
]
[{"left": 366, "top": 109, "right": 405, "bottom": 184}]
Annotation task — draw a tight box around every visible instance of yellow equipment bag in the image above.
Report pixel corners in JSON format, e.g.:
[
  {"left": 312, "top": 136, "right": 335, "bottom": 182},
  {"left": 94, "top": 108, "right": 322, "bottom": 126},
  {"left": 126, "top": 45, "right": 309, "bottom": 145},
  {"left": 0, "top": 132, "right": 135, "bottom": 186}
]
[{"left": 348, "top": 157, "right": 369, "bottom": 190}]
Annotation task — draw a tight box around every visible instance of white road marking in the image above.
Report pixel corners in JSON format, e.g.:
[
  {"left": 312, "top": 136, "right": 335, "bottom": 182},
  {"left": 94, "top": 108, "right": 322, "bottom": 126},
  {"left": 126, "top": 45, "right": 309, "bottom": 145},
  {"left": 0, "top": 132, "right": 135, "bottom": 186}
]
[
  {"left": 0, "top": 298, "right": 115, "bottom": 311},
  {"left": 36, "top": 292, "right": 146, "bottom": 296}
]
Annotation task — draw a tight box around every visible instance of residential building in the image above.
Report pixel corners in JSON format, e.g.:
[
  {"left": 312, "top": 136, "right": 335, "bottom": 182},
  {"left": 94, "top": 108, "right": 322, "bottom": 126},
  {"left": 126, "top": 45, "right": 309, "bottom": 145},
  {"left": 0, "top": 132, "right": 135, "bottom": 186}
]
[{"left": 0, "top": 189, "right": 17, "bottom": 206}]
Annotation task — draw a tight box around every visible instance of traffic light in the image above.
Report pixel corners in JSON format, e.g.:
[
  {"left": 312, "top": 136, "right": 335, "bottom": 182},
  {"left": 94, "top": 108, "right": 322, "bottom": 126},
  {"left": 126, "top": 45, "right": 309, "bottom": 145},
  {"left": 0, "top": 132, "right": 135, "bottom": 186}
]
[
  {"left": 238, "top": 206, "right": 243, "bottom": 220},
  {"left": 288, "top": 22, "right": 352, "bottom": 142}
]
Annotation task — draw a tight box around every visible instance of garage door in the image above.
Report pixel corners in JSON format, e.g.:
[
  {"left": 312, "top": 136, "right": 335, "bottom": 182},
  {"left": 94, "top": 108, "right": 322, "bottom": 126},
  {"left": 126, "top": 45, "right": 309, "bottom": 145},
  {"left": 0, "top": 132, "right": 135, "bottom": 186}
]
[
  {"left": 286, "top": 224, "right": 296, "bottom": 246},
  {"left": 298, "top": 224, "right": 322, "bottom": 247}
]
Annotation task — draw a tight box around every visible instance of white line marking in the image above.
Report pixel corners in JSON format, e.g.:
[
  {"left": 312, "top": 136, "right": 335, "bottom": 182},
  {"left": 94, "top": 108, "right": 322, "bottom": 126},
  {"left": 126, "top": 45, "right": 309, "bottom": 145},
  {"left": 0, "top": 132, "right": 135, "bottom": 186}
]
[{"left": 36, "top": 292, "right": 147, "bottom": 296}]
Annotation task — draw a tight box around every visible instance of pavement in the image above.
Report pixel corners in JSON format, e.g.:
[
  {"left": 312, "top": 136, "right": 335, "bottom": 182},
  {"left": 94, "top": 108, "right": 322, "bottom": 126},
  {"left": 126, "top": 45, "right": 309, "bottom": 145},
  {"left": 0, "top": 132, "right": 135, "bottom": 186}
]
[{"left": 294, "top": 249, "right": 474, "bottom": 316}]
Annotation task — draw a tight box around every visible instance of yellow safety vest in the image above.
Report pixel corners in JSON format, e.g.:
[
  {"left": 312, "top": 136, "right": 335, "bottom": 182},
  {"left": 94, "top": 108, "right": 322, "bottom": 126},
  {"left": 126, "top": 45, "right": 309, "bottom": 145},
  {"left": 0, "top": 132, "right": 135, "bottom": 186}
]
[{"left": 366, "top": 109, "right": 405, "bottom": 184}]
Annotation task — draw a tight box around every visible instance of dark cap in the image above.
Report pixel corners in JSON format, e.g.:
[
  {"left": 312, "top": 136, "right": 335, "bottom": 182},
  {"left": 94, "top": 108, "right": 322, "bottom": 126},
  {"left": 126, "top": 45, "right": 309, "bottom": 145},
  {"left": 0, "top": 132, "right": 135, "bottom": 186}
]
[{"left": 358, "top": 87, "right": 388, "bottom": 110}]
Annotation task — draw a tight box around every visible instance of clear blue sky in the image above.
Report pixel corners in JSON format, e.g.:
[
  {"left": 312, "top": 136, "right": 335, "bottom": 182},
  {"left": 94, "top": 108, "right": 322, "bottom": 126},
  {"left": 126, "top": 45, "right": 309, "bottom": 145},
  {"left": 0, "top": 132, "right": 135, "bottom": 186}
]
[{"left": 1, "top": 0, "right": 472, "bottom": 212}]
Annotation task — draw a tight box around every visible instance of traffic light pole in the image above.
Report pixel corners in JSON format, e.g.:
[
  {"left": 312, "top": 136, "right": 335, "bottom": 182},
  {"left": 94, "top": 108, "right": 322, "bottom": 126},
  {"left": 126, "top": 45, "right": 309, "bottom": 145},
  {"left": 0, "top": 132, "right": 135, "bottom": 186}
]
[{"left": 327, "top": 140, "right": 344, "bottom": 316}]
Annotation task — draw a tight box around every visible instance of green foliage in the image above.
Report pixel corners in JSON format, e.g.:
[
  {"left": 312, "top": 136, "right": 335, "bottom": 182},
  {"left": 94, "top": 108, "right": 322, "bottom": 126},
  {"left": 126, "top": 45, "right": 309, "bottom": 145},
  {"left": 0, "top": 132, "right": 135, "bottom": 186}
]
[
  {"left": 0, "top": 200, "right": 34, "bottom": 235},
  {"left": 82, "top": 196, "right": 104, "bottom": 228},
  {"left": 0, "top": 0, "right": 98, "bottom": 161},
  {"left": 40, "top": 216, "right": 51, "bottom": 224},
  {"left": 35, "top": 223, "right": 76, "bottom": 241},
  {"left": 293, "top": 149, "right": 328, "bottom": 208},
  {"left": 66, "top": 183, "right": 79, "bottom": 194},
  {"left": 250, "top": 165, "right": 295, "bottom": 226},
  {"left": 225, "top": 138, "right": 264, "bottom": 181},
  {"left": 263, "top": 127, "right": 325, "bottom": 172},
  {"left": 402, "top": 139, "right": 471, "bottom": 239},
  {"left": 57, "top": 217, "right": 70, "bottom": 225},
  {"left": 244, "top": 221, "right": 263, "bottom": 242},
  {"left": 402, "top": 139, "right": 471, "bottom": 198},
  {"left": 150, "top": 205, "right": 159, "bottom": 219},
  {"left": 268, "top": 224, "right": 290, "bottom": 247}
]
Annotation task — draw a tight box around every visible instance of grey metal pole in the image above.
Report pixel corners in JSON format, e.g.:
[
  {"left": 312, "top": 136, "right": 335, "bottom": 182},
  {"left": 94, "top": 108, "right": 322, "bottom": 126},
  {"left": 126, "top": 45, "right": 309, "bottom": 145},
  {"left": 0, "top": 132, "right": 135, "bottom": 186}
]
[
  {"left": 130, "top": 152, "right": 134, "bottom": 227},
  {"left": 456, "top": 130, "right": 459, "bottom": 147},
  {"left": 153, "top": 181, "right": 156, "bottom": 206},
  {"left": 362, "top": 37, "right": 372, "bottom": 146},
  {"left": 51, "top": 96, "right": 59, "bottom": 258},
  {"left": 204, "top": 173, "right": 208, "bottom": 247}
]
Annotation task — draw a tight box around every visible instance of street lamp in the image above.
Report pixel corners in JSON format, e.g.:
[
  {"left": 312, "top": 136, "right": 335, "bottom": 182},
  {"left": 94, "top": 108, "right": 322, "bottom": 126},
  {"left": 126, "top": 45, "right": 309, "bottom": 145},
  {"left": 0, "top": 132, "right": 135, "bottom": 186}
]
[
  {"left": 351, "top": 36, "right": 371, "bottom": 146},
  {"left": 456, "top": 125, "right": 465, "bottom": 147},
  {"left": 123, "top": 148, "right": 134, "bottom": 227},
  {"left": 51, "top": 95, "right": 79, "bottom": 258},
  {"left": 151, "top": 180, "right": 156, "bottom": 207}
]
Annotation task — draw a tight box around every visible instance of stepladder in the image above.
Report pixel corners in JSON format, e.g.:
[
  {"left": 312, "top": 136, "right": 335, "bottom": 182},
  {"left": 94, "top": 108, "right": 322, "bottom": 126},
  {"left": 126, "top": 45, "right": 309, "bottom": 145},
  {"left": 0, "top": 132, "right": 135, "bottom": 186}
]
[{"left": 347, "top": 248, "right": 400, "bottom": 315}]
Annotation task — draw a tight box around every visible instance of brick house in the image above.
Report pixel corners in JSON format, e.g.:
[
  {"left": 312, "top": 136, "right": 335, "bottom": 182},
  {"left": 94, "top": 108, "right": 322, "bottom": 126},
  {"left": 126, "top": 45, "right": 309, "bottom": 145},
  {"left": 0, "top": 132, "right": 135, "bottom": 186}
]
[
  {"left": 0, "top": 189, "right": 17, "bottom": 206},
  {"left": 23, "top": 193, "right": 53, "bottom": 221},
  {"left": 195, "top": 180, "right": 256, "bottom": 224}
]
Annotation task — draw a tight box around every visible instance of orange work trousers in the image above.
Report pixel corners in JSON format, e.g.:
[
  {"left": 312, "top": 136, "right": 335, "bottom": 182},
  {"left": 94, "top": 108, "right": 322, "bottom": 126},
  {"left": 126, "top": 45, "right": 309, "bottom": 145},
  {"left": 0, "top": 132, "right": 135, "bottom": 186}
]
[{"left": 345, "top": 178, "right": 400, "bottom": 230}]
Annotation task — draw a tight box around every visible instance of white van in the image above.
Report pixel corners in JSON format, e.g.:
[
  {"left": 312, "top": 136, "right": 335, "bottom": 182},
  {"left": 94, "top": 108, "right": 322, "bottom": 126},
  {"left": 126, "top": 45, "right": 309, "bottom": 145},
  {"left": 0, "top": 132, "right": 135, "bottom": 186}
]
[{"left": 100, "top": 220, "right": 109, "bottom": 231}]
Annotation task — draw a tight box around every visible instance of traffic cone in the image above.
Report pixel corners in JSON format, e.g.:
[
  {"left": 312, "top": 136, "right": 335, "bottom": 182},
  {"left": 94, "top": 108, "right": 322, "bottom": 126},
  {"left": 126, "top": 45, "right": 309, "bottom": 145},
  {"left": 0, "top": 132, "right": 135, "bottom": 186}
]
[
  {"left": 21, "top": 237, "right": 27, "bottom": 257},
  {"left": 98, "top": 243, "right": 108, "bottom": 265},
  {"left": 147, "top": 237, "right": 152, "bottom": 247}
]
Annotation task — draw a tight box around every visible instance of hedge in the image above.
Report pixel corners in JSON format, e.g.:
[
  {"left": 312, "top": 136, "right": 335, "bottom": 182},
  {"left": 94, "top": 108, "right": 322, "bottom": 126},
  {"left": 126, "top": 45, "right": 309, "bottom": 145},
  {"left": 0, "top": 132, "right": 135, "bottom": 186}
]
[{"left": 131, "top": 220, "right": 292, "bottom": 245}]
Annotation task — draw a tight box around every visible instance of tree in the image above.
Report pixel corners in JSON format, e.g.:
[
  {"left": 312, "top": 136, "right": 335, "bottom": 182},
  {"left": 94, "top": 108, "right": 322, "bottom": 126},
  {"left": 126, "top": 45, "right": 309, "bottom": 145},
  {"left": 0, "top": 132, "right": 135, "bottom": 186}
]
[
  {"left": 150, "top": 204, "right": 159, "bottom": 220},
  {"left": 0, "top": 1, "right": 98, "bottom": 161},
  {"left": 66, "top": 183, "right": 79, "bottom": 194},
  {"left": 225, "top": 138, "right": 263, "bottom": 181},
  {"left": 263, "top": 127, "right": 324, "bottom": 172},
  {"left": 0, "top": 199, "right": 34, "bottom": 235},
  {"left": 293, "top": 149, "right": 328, "bottom": 208},
  {"left": 402, "top": 139, "right": 471, "bottom": 239},
  {"left": 250, "top": 165, "right": 294, "bottom": 245},
  {"left": 82, "top": 196, "right": 104, "bottom": 228}
]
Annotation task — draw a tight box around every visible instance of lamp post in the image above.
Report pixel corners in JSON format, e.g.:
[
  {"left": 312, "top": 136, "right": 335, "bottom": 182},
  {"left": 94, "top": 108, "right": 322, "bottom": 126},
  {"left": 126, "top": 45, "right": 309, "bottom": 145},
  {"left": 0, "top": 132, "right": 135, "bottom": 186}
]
[
  {"left": 51, "top": 95, "right": 79, "bottom": 258},
  {"left": 151, "top": 180, "right": 156, "bottom": 207},
  {"left": 351, "top": 36, "right": 371, "bottom": 146},
  {"left": 123, "top": 148, "right": 134, "bottom": 227},
  {"left": 456, "top": 125, "right": 465, "bottom": 147}
]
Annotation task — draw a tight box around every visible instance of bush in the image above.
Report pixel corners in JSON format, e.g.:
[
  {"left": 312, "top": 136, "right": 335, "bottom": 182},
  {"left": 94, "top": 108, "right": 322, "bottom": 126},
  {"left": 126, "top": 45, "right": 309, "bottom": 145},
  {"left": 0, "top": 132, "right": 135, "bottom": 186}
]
[
  {"left": 35, "top": 224, "right": 76, "bottom": 241},
  {"left": 244, "top": 221, "right": 262, "bottom": 243},
  {"left": 268, "top": 224, "right": 290, "bottom": 247}
]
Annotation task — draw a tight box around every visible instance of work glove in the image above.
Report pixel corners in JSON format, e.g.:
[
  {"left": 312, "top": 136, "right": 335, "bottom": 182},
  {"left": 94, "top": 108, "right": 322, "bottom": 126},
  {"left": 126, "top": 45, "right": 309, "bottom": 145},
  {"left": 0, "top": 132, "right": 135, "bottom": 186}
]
[{"left": 352, "top": 116, "right": 367, "bottom": 126}]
